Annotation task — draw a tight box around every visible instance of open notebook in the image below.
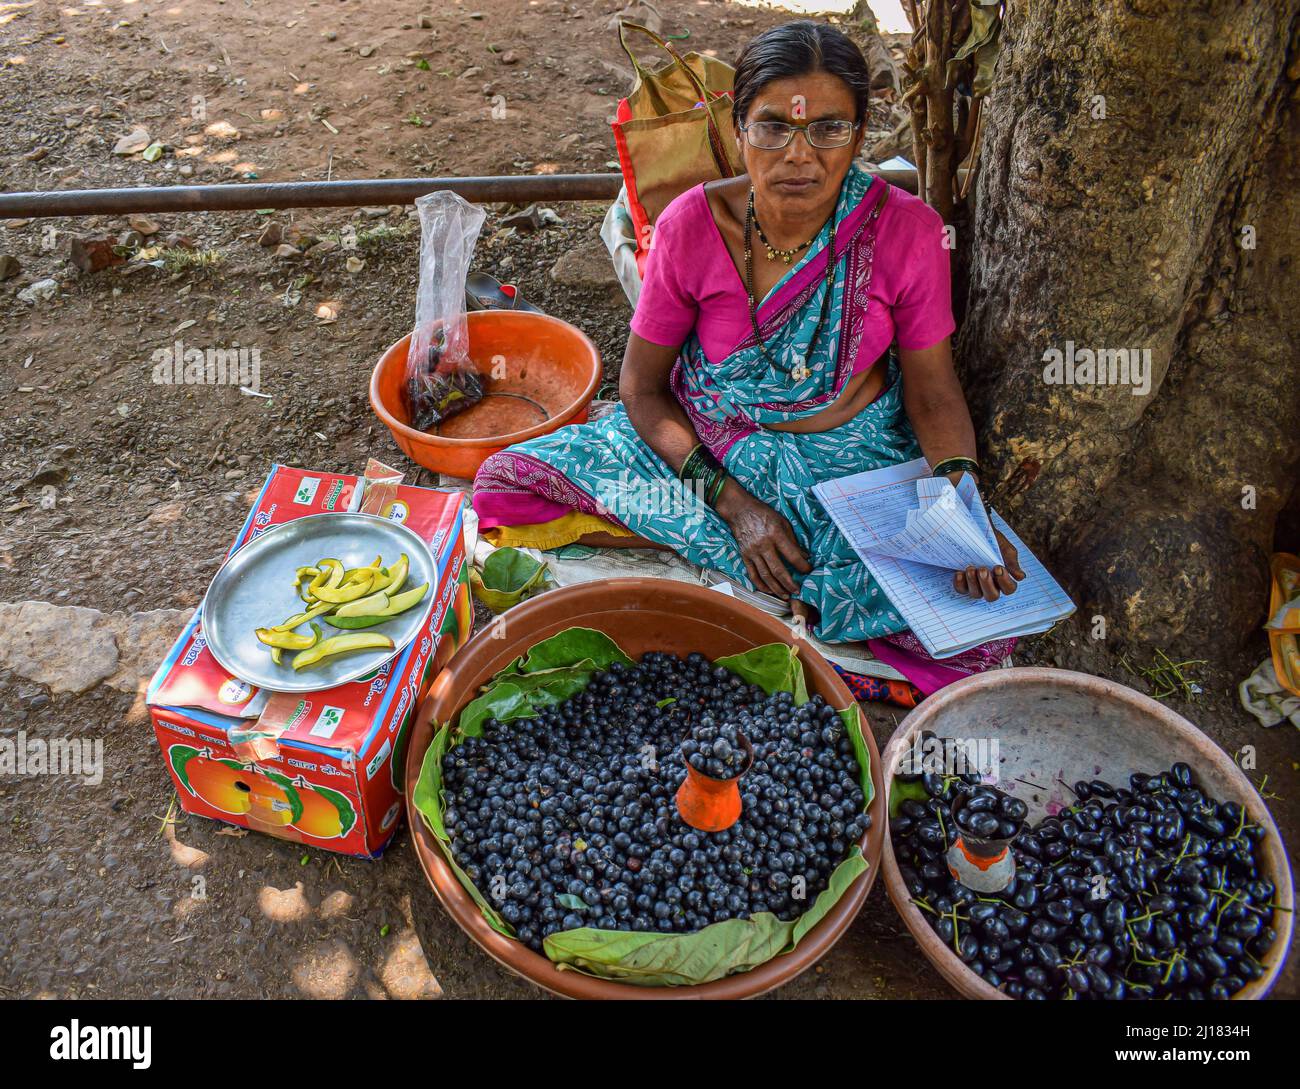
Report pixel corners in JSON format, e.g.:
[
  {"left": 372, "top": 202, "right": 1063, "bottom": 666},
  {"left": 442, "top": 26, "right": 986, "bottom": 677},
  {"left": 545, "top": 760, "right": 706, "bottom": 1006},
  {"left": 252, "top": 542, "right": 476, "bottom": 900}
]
[{"left": 813, "top": 458, "right": 1075, "bottom": 658}]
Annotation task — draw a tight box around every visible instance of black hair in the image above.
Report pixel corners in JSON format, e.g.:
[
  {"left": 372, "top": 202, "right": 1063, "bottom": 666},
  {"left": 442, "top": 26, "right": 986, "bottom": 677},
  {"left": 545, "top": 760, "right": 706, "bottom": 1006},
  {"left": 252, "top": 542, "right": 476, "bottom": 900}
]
[{"left": 732, "top": 20, "right": 871, "bottom": 127}]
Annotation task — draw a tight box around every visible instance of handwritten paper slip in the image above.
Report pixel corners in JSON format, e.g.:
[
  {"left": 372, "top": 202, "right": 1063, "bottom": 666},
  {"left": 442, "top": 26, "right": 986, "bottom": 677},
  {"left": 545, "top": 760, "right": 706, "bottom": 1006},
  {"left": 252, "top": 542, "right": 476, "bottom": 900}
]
[{"left": 813, "top": 458, "right": 1076, "bottom": 658}]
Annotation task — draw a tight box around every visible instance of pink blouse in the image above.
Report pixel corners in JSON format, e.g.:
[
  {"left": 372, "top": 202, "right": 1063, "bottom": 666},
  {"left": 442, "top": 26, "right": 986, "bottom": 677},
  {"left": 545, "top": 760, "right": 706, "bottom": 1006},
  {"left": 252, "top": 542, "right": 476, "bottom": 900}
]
[{"left": 630, "top": 179, "right": 955, "bottom": 369}]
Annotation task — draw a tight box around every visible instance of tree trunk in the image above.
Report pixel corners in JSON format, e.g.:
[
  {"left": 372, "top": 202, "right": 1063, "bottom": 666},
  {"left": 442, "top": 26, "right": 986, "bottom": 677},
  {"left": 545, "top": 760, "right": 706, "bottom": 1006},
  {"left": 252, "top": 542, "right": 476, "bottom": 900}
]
[
  {"left": 849, "top": 0, "right": 903, "bottom": 96},
  {"left": 959, "top": 0, "right": 1300, "bottom": 655}
]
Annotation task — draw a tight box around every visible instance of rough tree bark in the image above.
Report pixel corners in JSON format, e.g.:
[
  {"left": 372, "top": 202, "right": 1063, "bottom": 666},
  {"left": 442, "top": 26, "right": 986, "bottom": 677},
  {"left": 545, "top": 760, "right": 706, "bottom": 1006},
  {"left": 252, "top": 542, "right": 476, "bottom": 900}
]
[{"left": 958, "top": 0, "right": 1300, "bottom": 657}]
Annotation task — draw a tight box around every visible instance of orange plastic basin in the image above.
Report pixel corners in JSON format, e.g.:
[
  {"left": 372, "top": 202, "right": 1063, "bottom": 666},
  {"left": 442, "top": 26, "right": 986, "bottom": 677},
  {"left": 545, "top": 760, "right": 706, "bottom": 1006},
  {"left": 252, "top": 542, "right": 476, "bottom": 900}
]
[{"left": 370, "top": 309, "right": 601, "bottom": 480}]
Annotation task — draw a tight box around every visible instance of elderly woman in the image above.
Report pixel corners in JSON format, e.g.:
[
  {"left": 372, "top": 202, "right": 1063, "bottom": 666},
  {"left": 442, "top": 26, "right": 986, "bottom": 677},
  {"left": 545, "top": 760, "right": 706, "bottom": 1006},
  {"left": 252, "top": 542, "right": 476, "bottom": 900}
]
[{"left": 473, "top": 21, "right": 1022, "bottom": 665}]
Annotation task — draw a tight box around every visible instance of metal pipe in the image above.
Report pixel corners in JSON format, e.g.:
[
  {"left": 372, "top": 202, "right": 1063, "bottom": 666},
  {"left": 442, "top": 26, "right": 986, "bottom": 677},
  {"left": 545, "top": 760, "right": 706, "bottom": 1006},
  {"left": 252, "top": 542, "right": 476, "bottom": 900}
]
[
  {"left": 0, "top": 168, "right": 918, "bottom": 219},
  {"left": 0, "top": 174, "right": 623, "bottom": 218}
]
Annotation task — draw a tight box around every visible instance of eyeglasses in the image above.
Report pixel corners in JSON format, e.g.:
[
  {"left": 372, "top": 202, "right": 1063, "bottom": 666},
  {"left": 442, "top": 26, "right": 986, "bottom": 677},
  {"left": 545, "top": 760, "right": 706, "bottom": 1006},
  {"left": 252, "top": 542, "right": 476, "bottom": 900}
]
[{"left": 739, "top": 119, "right": 860, "bottom": 150}]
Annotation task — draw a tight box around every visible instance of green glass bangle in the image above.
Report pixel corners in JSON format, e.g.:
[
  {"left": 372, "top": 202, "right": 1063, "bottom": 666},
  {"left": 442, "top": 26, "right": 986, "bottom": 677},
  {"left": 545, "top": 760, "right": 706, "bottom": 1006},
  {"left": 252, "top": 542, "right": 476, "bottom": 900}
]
[
  {"left": 705, "top": 469, "right": 728, "bottom": 508},
  {"left": 681, "top": 444, "right": 722, "bottom": 482},
  {"left": 932, "top": 456, "right": 981, "bottom": 479},
  {"left": 689, "top": 466, "right": 717, "bottom": 505},
  {"left": 679, "top": 443, "right": 704, "bottom": 481},
  {"left": 679, "top": 443, "right": 728, "bottom": 507}
]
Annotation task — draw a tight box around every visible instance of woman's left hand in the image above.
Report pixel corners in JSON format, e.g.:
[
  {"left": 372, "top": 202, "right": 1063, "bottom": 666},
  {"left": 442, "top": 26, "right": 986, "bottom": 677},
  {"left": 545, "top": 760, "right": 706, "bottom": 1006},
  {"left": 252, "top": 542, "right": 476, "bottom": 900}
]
[{"left": 953, "top": 529, "right": 1026, "bottom": 602}]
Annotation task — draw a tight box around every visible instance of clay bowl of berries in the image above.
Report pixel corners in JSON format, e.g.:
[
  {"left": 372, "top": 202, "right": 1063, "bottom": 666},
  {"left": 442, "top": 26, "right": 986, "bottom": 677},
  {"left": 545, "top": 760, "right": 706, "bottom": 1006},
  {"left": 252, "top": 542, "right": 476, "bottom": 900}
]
[
  {"left": 881, "top": 667, "right": 1294, "bottom": 1000},
  {"left": 404, "top": 578, "right": 886, "bottom": 999}
]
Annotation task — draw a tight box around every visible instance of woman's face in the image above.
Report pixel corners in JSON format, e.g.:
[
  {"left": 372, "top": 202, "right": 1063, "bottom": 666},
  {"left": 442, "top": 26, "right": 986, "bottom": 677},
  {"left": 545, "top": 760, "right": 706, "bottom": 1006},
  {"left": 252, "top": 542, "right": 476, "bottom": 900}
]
[{"left": 736, "top": 70, "right": 864, "bottom": 214}]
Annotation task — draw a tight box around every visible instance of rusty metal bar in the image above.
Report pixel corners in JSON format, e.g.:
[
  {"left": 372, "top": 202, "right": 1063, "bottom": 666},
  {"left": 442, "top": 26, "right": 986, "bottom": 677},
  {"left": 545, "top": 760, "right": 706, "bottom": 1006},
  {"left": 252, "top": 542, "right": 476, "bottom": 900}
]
[
  {"left": 0, "top": 168, "right": 918, "bottom": 219},
  {"left": 0, "top": 174, "right": 623, "bottom": 218}
]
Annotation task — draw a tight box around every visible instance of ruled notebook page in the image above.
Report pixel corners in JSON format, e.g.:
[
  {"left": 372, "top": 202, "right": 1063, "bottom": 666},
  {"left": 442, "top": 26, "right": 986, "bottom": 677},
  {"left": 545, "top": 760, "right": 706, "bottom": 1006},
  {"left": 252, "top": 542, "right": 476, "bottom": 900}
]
[{"left": 813, "top": 459, "right": 1076, "bottom": 658}]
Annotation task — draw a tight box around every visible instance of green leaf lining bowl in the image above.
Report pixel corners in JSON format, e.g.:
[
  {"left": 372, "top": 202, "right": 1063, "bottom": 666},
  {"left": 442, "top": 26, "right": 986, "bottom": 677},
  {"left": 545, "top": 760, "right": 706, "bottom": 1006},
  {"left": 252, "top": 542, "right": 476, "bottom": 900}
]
[{"left": 404, "top": 577, "right": 886, "bottom": 999}]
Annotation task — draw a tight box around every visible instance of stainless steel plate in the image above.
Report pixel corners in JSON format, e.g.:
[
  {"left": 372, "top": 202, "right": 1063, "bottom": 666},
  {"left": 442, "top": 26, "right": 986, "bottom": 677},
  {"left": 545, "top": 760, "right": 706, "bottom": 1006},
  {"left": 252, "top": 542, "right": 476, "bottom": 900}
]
[{"left": 201, "top": 513, "right": 437, "bottom": 694}]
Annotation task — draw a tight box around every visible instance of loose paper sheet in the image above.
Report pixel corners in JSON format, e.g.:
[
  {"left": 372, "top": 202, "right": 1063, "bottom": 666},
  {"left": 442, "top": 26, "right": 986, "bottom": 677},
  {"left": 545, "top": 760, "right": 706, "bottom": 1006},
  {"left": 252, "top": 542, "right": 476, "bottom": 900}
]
[{"left": 813, "top": 459, "right": 1075, "bottom": 657}]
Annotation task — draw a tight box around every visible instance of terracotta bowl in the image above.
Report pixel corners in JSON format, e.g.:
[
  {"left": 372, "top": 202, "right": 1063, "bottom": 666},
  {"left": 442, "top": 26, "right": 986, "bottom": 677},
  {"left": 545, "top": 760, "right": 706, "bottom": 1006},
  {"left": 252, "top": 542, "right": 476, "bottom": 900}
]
[
  {"left": 404, "top": 578, "right": 886, "bottom": 998},
  {"left": 880, "top": 667, "right": 1294, "bottom": 999},
  {"left": 370, "top": 310, "right": 601, "bottom": 480}
]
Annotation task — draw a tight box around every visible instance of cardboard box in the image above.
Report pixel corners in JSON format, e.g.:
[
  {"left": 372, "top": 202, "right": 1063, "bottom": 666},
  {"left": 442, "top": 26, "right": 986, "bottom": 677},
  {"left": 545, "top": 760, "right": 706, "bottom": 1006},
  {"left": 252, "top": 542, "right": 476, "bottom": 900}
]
[{"left": 146, "top": 464, "right": 472, "bottom": 857}]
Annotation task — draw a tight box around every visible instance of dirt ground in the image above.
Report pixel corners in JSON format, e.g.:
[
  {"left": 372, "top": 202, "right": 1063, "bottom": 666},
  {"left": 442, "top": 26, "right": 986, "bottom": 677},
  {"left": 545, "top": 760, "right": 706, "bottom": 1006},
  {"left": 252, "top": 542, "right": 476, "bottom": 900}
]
[{"left": 0, "top": 0, "right": 1295, "bottom": 1000}]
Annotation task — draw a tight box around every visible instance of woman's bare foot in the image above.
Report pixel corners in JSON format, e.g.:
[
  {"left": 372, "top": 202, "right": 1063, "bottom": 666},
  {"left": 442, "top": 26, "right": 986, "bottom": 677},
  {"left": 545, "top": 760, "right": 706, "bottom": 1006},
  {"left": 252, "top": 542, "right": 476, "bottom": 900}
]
[{"left": 790, "top": 598, "right": 819, "bottom": 636}]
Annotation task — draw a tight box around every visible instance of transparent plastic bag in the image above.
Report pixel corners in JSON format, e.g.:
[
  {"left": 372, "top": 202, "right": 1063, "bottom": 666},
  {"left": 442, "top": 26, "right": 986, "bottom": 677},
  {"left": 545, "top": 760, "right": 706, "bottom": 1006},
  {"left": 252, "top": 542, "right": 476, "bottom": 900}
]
[{"left": 405, "top": 190, "right": 487, "bottom": 432}]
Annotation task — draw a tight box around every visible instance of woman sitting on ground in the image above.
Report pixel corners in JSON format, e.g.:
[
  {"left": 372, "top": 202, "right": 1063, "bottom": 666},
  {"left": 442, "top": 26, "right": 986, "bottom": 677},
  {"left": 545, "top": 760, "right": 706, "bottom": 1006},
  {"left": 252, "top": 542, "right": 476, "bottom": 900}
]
[{"left": 472, "top": 20, "right": 1021, "bottom": 666}]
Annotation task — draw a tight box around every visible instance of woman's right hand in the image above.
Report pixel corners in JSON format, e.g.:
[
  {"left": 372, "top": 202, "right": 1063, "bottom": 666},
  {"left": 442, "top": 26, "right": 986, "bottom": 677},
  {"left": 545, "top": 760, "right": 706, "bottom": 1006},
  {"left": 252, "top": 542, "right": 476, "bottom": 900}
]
[{"left": 715, "top": 482, "right": 811, "bottom": 598}]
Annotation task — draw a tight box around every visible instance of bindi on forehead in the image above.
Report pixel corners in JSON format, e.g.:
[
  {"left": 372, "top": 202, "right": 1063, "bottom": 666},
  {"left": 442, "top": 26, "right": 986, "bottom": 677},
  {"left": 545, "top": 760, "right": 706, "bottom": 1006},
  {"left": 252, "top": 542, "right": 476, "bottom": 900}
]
[
  {"left": 749, "top": 76, "right": 857, "bottom": 123},
  {"left": 751, "top": 99, "right": 854, "bottom": 124}
]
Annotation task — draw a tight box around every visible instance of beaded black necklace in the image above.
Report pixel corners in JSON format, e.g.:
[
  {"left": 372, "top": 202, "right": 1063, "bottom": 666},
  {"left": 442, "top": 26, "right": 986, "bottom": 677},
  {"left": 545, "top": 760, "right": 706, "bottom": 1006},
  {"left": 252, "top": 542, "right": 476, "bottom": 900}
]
[
  {"left": 744, "top": 187, "right": 837, "bottom": 382},
  {"left": 751, "top": 209, "right": 814, "bottom": 264}
]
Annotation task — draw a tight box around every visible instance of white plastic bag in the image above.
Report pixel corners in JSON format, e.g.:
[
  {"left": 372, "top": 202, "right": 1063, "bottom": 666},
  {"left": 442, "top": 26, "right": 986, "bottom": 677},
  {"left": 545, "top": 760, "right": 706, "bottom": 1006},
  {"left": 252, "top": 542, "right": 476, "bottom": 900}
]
[
  {"left": 405, "top": 190, "right": 487, "bottom": 431},
  {"left": 600, "top": 184, "right": 642, "bottom": 308}
]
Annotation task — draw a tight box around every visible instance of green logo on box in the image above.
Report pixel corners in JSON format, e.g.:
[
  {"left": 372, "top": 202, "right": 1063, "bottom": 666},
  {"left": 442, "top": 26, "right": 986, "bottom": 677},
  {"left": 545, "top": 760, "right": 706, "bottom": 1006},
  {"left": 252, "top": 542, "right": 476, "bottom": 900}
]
[{"left": 311, "top": 706, "right": 345, "bottom": 738}]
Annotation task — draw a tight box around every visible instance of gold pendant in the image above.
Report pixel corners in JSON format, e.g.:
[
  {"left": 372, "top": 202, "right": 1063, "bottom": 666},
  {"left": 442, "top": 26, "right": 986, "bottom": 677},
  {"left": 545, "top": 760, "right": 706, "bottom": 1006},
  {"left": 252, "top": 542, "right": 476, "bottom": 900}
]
[{"left": 791, "top": 358, "right": 810, "bottom": 381}]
